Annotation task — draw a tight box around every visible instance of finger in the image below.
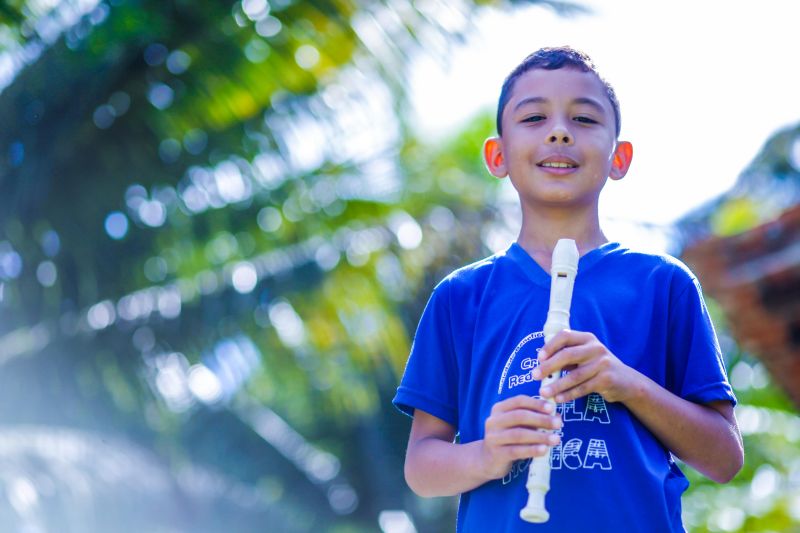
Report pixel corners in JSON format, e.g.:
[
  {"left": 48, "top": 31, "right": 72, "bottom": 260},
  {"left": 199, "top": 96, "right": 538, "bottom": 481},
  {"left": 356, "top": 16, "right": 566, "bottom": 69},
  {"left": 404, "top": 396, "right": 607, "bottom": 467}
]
[
  {"left": 490, "top": 410, "right": 563, "bottom": 432},
  {"left": 539, "top": 329, "right": 595, "bottom": 361},
  {"left": 554, "top": 380, "right": 598, "bottom": 403},
  {"left": 492, "top": 444, "right": 550, "bottom": 463},
  {"left": 500, "top": 442, "right": 556, "bottom": 460},
  {"left": 534, "top": 342, "right": 600, "bottom": 381},
  {"left": 540, "top": 359, "right": 599, "bottom": 398},
  {"left": 537, "top": 344, "right": 607, "bottom": 390},
  {"left": 489, "top": 428, "right": 562, "bottom": 447},
  {"left": 554, "top": 359, "right": 612, "bottom": 401},
  {"left": 491, "top": 395, "right": 557, "bottom": 415}
]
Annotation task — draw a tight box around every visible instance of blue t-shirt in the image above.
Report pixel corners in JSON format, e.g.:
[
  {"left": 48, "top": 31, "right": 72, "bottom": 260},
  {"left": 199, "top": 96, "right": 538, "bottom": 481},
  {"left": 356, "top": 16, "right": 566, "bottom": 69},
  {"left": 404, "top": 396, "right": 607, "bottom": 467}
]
[{"left": 393, "top": 242, "right": 736, "bottom": 532}]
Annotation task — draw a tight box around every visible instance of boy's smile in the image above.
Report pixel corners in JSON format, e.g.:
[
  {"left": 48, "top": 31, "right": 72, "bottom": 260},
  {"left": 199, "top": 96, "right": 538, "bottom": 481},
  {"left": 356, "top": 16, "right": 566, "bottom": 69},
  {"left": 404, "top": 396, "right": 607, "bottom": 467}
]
[
  {"left": 537, "top": 155, "right": 579, "bottom": 174},
  {"left": 484, "top": 67, "right": 632, "bottom": 211}
]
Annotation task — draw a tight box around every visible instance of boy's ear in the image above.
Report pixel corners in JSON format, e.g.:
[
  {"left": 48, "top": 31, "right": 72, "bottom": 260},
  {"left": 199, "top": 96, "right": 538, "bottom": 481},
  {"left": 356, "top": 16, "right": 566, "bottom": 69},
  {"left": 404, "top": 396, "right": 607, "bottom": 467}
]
[
  {"left": 609, "top": 141, "right": 633, "bottom": 181},
  {"left": 483, "top": 137, "right": 508, "bottom": 178}
]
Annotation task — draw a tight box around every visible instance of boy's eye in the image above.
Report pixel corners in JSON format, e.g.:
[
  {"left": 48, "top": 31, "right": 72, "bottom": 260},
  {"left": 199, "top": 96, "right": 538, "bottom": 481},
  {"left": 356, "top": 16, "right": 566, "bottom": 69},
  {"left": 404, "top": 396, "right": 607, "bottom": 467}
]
[
  {"left": 574, "top": 116, "right": 598, "bottom": 124},
  {"left": 522, "top": 115, "right": 545, "bottom": 123}
]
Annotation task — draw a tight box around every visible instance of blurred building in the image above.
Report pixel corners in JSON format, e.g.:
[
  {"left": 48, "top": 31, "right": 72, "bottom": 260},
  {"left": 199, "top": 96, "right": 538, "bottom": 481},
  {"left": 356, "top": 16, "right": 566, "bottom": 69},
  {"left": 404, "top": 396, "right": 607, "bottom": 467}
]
[{"left": 677, "top": 123, "right": 800, "bottom": 409}]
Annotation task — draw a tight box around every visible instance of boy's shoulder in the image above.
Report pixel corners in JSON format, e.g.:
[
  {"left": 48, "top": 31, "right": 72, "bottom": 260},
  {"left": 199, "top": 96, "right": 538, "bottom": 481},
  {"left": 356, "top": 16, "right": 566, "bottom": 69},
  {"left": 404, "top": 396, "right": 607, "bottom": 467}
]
[
  {"left": 611, "top": 244, "right": 695, "bottom": 273},
  {"left": 434, "top": 246, "right": 516, "bottom": 293},
  {"left": 605, "top": 244, "right": 700, "bottom": 290}
]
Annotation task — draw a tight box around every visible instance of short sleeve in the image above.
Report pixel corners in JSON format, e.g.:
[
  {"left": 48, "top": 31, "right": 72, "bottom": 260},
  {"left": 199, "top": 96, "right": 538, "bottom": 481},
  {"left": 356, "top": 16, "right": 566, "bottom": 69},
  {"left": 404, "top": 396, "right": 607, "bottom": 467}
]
[
  {"left": 392, "top": 279, "right": 460, "bottom": 427},
  {"left": 667, "top": 276, "right": 736, "bottom": 406}
]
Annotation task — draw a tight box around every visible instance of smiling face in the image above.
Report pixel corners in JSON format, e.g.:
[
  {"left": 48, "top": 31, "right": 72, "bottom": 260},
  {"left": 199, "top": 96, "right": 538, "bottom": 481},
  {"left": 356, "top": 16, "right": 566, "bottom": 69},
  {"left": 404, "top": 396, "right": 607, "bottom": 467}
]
[{"left": 484, "top": 67, "right": 632, "bottom": 211}]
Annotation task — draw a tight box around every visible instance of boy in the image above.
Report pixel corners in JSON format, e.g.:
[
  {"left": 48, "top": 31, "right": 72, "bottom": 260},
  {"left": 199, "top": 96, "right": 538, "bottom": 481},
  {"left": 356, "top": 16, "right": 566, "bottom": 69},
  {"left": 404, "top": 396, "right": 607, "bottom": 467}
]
[{"left": 393, "top": 47, "right": 743, "bottom": 532}]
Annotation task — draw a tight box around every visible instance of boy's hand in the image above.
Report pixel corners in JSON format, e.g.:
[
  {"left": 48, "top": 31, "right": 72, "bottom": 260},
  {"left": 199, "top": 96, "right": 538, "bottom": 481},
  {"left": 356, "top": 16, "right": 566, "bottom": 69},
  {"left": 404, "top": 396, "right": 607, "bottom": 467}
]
[
  {"left": 533, "top": 330, "right": 640, "bottom": 404},
  {"left": 479, "top": 395, "right": 562, "bottom": 480}
]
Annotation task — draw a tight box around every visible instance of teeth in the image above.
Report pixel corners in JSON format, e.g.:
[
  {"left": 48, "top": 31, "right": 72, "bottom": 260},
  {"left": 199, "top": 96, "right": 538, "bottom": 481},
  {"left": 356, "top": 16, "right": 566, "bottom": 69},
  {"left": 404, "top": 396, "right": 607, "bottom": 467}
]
[{"left": 541, "top": 162, "right": 576, "bottom": 168}]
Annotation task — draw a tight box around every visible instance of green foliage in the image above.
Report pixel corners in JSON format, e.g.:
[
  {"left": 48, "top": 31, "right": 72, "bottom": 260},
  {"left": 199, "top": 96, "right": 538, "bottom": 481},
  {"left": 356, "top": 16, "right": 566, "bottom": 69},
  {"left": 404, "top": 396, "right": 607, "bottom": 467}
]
[
  {"left": 710, "top": 197, "right": 762, "bottom": 237},
  {"left": 0, "top": 2, "right": 24, "bottom": 28},
  {"left": 680, "top": 299, "right": 800, "bottom": 532},
  {"left": 0, "top": 0, "right": 518, "bottom": 530}
]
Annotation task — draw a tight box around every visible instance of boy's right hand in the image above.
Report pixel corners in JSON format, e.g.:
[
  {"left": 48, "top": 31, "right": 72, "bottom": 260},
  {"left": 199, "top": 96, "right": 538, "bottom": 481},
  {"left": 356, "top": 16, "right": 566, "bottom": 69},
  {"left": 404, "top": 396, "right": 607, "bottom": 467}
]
[{"left": 479, "top": 395, "right": 562, "bottom": 480}]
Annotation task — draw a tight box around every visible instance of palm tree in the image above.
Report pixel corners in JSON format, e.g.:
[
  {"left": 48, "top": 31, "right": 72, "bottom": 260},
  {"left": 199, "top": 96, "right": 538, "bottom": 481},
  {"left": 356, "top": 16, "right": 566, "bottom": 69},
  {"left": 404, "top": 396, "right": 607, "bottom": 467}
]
[{"left": 0, "top": 0, "right": 579, "bottom": 530}]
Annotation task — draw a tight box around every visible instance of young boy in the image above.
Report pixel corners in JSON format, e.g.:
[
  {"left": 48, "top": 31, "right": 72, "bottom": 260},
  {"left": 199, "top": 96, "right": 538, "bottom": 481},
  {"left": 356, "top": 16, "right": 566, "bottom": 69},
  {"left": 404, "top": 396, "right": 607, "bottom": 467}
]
[{"left": 393, "top": 47, "right": 743, "bottom": 532}]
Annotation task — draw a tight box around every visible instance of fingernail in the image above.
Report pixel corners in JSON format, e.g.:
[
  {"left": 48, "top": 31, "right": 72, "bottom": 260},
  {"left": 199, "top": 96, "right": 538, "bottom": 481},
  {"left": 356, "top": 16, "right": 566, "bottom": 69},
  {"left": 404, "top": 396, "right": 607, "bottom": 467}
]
[
  {"left": 540, "top": 387, "right": 551, "bottom": 397},
  {"left": 549, "top": 434, "right": 560, "bottom": 445},
  {"left": 532, "top": 369, "right": 541, "bottom": 380}
]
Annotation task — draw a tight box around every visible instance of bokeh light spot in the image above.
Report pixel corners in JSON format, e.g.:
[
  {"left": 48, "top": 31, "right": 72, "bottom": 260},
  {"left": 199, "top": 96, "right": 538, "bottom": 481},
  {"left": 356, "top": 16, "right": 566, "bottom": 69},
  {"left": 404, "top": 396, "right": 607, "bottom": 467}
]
[
  {"left": 327, "top": 483, "right": 358, "bottom": 515},
  {"left": 214, "top": 161, "right": 250, "bottom": 203},
  {"left": 144, "top": 257, "right": 168, "bottom": 282},
  {"left": 428, "top": 205, "right": 456, "bottom": 232},
  {"left": 147, "top": 82, "right": 174, "bottom": 110},
  {"left": 295, "top": 45, "right": 320, "bottom": 70},
  {"left": 257, "top": 206, "right": 282, "bottom": 232},
  {"left": 154, "top": 352, "right": 193, "bottom": 412},
  {"left": 392, "top": 217, "right": 422, "bottom": 249},
  {"left": 93, "top": 104, "right": 115, "bottom": 129},
  {"left": 232, "top": 262, "right": 258, "bottom": 293},
  {"left": 268, "top": 300, "right": 305, "bottom": 347},
  {"left": 143, "top": 43, "right": 168, "bottom": 66},
  {"left": 40, "top": 229, "right": 61, "bottom": 257},
  {"left": 0, "top": 246, "right": 23, "bottom": 279},
  {"left": 157, "top": 288, "right": 182, "bottom": 319},
  {"left": 750, "top": 464, "right": 779, "bottom": 500},
  {"left": 389, "top": 211, "right": 422, "bottom": 250},
  {"left": 379, "top": 510, "right": 417, "bottom": 533},
  {"left": 188, "top": 364, "right": 223, "bottom": 404},
  {"left": 166, "top": 49, "right": 191, "bottom": 74},
  {"left": 159, "top": 138, "right": 181, "bottom": 163},
  {"left": 183, "top": 129, "right": 208, "bottom": 155},
  {"left": 36, "top": 261, "right": 57, "bottom": 287},
  {"left": 245, "top": 38, "right": 270, "bottom": 63},
  {"left": 255, "top": 16, "right": 282, "bottom": 37},
  {"left": 132, "top": 326, "right": 156, "bottom": 352},
  {"left": 104, "top": 211, "right": 129, "bottom": 240},
  {"left": 315, "top": 243, "right": 340, "bottom": 271},
  {"left": 87, "top": 300, "right": 116, "bottom": 330},
  {"left": 242, "top": 0, "right": 269, "bottom": 21},
  {"left": 8, "top": 477, "right": 38, "bottom": 515},
  {"left": 138, "top": 200, "right": 167, "bottom": 227},
  {"left": 709, "top": 506, "right": 745, "bottom": 532}
]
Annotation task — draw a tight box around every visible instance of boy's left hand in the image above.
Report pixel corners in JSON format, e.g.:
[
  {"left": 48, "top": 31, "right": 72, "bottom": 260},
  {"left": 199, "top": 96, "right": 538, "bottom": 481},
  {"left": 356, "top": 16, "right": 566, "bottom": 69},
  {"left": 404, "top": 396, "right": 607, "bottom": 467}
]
[{"left": 532, "top": 329, "right": 640, "bottom": 404}]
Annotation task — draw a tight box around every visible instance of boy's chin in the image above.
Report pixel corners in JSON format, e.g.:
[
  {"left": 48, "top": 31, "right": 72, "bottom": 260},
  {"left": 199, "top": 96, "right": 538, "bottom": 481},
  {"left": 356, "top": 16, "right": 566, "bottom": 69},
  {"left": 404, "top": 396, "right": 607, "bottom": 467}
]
[{"left": 518, "top": 190, "right": 599, "bottom": 209}]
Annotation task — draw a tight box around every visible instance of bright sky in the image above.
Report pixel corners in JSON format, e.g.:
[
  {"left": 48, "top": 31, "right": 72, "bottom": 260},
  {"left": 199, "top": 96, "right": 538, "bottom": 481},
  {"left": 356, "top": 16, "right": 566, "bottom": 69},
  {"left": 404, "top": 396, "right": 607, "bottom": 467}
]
[{"left": 410, "top": 0, "right": 800, "bottom": 239}]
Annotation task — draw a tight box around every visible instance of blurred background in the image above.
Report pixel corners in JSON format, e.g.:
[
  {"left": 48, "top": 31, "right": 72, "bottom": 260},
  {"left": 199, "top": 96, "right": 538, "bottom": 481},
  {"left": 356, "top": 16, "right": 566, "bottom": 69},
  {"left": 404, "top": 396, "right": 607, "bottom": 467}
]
[{"left": 1, "top": 0, "right": 799, "bottom": 531}]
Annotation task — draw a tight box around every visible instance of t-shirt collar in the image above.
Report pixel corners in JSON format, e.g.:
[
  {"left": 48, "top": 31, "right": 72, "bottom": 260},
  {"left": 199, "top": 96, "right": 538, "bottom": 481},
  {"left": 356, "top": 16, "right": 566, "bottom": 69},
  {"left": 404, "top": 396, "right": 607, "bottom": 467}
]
[{"left": 506, "top": 240, "right": 621, "bottom": 287}]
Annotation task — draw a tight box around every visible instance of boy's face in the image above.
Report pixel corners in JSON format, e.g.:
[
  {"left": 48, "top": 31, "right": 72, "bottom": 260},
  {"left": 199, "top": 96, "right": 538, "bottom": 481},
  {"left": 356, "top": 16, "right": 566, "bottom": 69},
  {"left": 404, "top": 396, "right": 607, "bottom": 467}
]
[{"left": 485, "top": 67, "right": 631, "bottom": 210}]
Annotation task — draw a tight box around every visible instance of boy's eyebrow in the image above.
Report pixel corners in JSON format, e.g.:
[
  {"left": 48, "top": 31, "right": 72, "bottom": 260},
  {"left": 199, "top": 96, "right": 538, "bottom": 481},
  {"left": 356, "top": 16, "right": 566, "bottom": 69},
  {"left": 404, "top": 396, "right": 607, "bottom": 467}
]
[
  {"left": 572, "top": 97, "right": 606, "bottom": 113},
  {"left": 512, "top": 96, "right": 547, "bottom": 112},
  {"left": 512, "top": 96, "right": 607, "bottom": 113}
]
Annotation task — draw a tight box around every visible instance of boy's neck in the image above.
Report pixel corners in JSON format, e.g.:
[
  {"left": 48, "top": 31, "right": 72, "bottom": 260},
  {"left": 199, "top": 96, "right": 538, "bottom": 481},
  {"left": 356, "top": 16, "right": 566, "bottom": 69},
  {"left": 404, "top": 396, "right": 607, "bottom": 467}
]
[{"left": 516, "top": 206, "right": 608, "bottom": 271}]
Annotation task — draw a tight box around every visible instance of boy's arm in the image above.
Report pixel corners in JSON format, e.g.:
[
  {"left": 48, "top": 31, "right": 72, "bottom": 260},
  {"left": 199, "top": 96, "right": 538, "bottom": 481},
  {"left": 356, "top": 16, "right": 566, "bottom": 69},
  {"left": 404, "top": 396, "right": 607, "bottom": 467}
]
[
  {"left": 612, "top": 375, "right": 741, "bottom": 483},
  {"left": 404, "top": 397, "right": 562, "bottom": 497},
  {"left": 534, "top": 330, "right": 744, "bottom": 483}
]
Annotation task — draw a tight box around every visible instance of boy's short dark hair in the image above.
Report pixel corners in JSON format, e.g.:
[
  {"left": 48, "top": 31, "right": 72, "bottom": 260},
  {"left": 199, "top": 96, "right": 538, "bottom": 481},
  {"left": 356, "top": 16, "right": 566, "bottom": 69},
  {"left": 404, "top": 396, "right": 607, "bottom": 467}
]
[{"left": 496, "top": 46, "right": 621, "bottom": 138}]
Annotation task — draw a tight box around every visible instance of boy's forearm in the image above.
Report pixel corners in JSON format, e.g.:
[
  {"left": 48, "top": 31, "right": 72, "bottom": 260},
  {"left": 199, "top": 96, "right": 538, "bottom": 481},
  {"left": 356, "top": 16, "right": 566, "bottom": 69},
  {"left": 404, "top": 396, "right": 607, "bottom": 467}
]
[
  {"left": 624, "top": 372, "right": 743, "bottom": 483},
  {"left": 405, "top": 437, "right": 494, "bottom": 497}
]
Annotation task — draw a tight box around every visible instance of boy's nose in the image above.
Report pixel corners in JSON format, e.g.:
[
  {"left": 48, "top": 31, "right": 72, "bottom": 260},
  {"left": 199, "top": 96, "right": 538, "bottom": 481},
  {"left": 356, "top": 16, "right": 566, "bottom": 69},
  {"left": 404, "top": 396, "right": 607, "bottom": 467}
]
[{"left": 547, "top": 126, "right": 573, "bottom": 145}]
